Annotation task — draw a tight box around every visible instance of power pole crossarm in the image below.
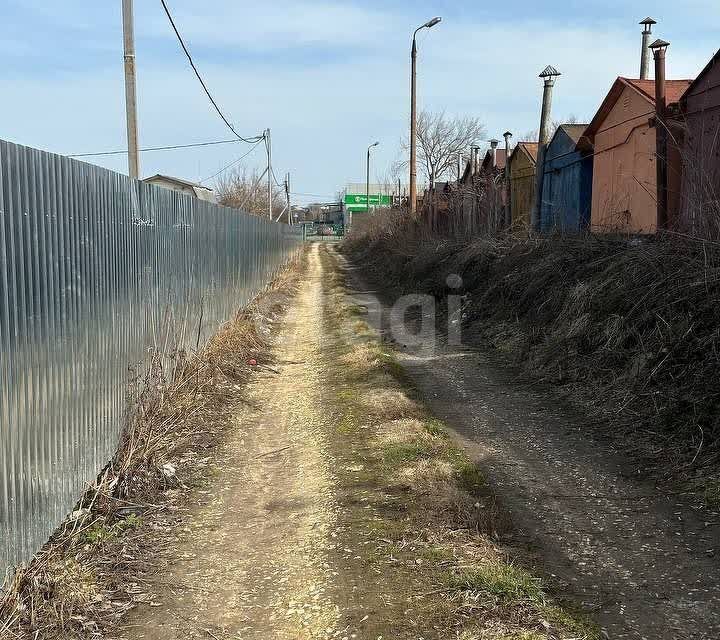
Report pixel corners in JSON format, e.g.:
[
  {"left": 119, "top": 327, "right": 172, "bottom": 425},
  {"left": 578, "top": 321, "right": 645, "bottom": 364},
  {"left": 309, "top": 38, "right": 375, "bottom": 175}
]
[{"left": 122, "top": 0, "right": 140, "bottom": 180}]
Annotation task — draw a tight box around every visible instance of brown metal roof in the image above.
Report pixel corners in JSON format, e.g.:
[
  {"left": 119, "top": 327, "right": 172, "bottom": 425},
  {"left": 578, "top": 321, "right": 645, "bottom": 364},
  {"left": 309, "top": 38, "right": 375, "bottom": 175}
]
[
  {"left": 624, "top": 78, "right": 693, "bottom": 104},
  {"left": 584, "top": 77, "right": 693, "bottom": 140},
  {"left": 480, "top": 148, "right": 507, "bottom": 171},
  {"left": 518, "top": 142, "right": 538, "bottom": 162},
  {"left": 559, "top": 124, "right": 590, "bottom": 144}
]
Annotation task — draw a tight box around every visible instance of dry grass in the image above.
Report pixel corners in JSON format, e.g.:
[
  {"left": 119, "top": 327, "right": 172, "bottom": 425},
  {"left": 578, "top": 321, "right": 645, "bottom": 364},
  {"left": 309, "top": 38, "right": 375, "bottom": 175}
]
[
  {"left": 344, "top": 214, "right": 720, "bottom": 485},
  {"left": 356, "top": 388, "right": 422, "bottom": 421},
  {"left": 0, "top": 253, "right": 304, "bottom": 639}
]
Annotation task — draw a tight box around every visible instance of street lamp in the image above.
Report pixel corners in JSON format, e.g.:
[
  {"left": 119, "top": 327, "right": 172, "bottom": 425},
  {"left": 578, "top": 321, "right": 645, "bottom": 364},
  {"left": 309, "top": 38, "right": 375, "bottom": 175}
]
[
  {"left": 367, "top": 141, "right": 380, "bottom": 214},
  {"left": 409, "top": 16, "right": 442, "bottom": 215}
]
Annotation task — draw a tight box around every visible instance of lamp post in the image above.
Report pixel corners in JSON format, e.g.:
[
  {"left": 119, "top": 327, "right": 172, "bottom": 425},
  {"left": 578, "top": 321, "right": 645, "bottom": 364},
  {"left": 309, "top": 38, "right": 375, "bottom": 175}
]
[
  {"left": 367, "top": 141, "right": 379, "bottom": 214},
  {"left": 410, "top": 16, "right": 442, "bottom": 216}
]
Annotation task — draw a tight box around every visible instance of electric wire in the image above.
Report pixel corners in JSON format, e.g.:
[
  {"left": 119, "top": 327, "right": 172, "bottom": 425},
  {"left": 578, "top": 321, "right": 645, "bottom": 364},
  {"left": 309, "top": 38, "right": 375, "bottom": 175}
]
[
  {"left": 200, "top": 139, "right": 264, "bottom": 184},
  {"left": 68, "top": 138, "right": 243, "bottom": 158},
  {"left": 159, "top": 0, "right": 264, "bottom": 144}
]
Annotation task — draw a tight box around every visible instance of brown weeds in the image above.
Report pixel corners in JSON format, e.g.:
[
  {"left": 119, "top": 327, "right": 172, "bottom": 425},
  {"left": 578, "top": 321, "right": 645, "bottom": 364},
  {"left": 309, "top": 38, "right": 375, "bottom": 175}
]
[{"left": 344, "top": 214, "right": 720, "bottom": 482}]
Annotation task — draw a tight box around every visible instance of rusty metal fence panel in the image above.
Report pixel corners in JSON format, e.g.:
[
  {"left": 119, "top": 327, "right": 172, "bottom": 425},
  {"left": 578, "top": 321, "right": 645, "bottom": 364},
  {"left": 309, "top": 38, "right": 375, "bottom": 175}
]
[{"left": 0, "top": 140, "right": 301, "bottom": 578}]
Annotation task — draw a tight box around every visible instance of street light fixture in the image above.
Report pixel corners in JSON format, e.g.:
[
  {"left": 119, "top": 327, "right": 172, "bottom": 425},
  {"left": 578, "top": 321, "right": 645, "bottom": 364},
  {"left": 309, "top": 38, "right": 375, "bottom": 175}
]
[
  {"left": 409, "top": 16, "right": 442, "bottom": 216},
  {"left": 367, "top": 141, "right": 380, "bottom": 215}
]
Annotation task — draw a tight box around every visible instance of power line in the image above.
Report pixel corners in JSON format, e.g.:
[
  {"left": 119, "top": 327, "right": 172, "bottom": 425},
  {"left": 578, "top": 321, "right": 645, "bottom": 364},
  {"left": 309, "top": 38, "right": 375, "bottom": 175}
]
[
  {"left": 263, "top": 135, "right": 283, "bottom": 187},
  {"left": 159, "top": 0, "right": 264, "bottom": 144},
  {"left": 200, "top": 139, "right": 264, "bottom": 184},
  {"left": 68, "top": 137, "right": 243, "bottom": 158},
  {"left": 291, "top": 192, "right": 338, "bottom": 198}
]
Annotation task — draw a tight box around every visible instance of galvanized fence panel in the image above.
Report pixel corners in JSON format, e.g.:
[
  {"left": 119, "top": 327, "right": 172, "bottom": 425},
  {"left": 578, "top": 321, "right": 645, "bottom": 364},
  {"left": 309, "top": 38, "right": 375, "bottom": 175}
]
[{"left": 0, "top": 140, "right": 301, "bottom": 577}]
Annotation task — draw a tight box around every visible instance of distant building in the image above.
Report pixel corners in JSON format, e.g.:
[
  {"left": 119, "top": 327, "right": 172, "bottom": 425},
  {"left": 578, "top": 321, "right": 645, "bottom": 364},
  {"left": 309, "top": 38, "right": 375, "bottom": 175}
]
[
  {"left": 679, "top": 49, "right": 720, "bottom": 231},
  {"left": 508, "top": 142, "right": 538, "bottom": 229},
  {"left": 539, "top": 124, "right": 593, "bottom": 233},
  {"left": 143, "top": 174, "right": 217, "bottom": 203},
  {"left": 585, "top": 77, "right": 691, "bottom": 233}
]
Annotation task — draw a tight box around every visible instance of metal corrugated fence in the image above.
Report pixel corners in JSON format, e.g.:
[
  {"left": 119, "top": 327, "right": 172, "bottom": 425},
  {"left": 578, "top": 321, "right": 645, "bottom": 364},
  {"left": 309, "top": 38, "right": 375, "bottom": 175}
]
[{"left": 0, "top": 139, "right": 301, "bottom": 577}]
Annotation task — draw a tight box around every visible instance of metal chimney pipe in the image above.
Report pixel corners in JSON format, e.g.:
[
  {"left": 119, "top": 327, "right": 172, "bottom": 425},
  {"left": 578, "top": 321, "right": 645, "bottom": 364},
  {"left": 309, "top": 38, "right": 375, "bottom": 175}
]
[
  {"left": 503, "top": 131, "right": 512, "bottom": 228},
  {"left": 651, "top": 39, "right": 670, "bottom": 230},
  {"left": 490, "top": 139, "right": 499, "bottom": 168},
  {"left": 531, "top": 66, "right": 561, "bottom": 232},
  {"left": 639, "top": 17, "right": 657, "bottom": 80}
]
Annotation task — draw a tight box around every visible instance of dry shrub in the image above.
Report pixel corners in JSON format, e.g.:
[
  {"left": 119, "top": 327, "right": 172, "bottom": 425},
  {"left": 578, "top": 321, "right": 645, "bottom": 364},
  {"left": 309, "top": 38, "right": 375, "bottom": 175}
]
[
  {"left": 345, "top": 218, "right": 720, "bottom": 480},
  {"left": 0, "top": 255, "right": 303, "bottom": 639}
]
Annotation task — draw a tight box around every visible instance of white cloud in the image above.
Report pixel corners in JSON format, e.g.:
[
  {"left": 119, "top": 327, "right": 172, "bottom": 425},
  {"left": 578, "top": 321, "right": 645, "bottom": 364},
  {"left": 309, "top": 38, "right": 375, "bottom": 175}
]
[{"left": 139, "top": 1, "right": 398, "bottom": 51}]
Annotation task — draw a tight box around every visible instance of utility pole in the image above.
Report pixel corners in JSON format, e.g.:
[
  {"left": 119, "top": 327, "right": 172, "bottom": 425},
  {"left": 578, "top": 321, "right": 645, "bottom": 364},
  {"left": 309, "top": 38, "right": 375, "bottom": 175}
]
[
  {"left": 285, "top": 173, "right": 291, "bottom": 226},
  {"left": 266, "top": 128, "right": 272, "bottom": 219},
  {"left": 122, "top": 0, "right": 140, "bottom": 179},
  {"left": 531, "top": 66, "right": 561, "bottom": 232}
]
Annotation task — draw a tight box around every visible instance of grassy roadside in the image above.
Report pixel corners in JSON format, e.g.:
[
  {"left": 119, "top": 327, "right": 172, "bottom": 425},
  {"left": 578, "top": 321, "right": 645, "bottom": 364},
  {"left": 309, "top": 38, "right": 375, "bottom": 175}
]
[
  {"left": 316, "top": 243, "right": 598, "bottom": 640},
  {"left": 0, "top": 254, "right": 305, "bottom": 640}
]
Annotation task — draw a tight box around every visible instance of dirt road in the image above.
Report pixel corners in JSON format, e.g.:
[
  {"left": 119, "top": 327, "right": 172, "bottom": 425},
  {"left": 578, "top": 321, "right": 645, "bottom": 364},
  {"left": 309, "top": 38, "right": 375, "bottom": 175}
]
[
  {"left": 117, "top": 245, "right": 341, "bottom": 640},
  {"left": 114, "top": 243, "right": 596, "bottom": 640},
  {"left": 340, "top": 249, "right": 720, "bottom": 639}
]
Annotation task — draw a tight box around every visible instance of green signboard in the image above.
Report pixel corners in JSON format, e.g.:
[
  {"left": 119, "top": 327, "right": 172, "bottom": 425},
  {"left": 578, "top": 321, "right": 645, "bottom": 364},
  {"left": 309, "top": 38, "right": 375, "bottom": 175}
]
[{"left": 344, "top": 193, "right": 393, "bottom": 210}]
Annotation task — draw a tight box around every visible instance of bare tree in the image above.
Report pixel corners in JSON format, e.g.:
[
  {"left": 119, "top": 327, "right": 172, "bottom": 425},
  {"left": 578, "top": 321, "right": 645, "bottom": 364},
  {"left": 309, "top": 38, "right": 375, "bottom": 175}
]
[
  {"left": 215, "top": 167, "right": 286, "bottom": 220},
  {"left": 400, "top": 110, "right": 486, "bottom": 188}
]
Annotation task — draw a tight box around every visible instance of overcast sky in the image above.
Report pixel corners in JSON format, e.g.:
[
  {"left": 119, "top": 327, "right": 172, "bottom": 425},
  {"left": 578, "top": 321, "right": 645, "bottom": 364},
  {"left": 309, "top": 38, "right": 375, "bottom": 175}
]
[{"left": 1, "top": 1, "right": 718, "bottom": 203}]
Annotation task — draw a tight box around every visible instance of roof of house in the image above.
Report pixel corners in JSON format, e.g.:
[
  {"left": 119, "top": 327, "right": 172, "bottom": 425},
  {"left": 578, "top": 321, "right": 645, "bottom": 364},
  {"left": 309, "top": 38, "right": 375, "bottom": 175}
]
[
  {"left": 494, "top": 148, "right": 508, "bottom": 170},
  {"left": 624, "top": 78, "right": 693, "bottom": 104},
  {"left": 681, "top": 48, "right": 720, "bottom": 103},
  {"left": 558, "top": 124, "right": 590, "bottom": 144},
  {"left": 585, "top": 77, "right": 693, "bottom": 139},
  {"left": 546, "top": 123, "right": 592, "bottom": 153},
  {"left": 479, "top": 148, "right": 507, "bottom": 172},
  {"left": 144, "top": 174, "right": 216, "bottom": 202},
  {"left": 510, "top": 142, "right": 538, "bottom": 165}
]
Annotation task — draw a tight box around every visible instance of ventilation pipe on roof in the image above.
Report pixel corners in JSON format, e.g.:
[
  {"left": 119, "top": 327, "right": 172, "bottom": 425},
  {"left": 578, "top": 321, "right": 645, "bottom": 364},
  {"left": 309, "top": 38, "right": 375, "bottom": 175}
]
[
  {"left": 640, "top": 17, "right": 657, "bottom": 80},
  {"left": 471, "top": 145, "right": 480, "bottom": 175},
  {"left": 531, "top": 66, "right": 561, "bottom": 233},
  {"left": 503, "top": 132, "right": 512, "bottom": 228},
  {"left": 490, "top": 139, "right": 499, "bottom": 168},
  {"left": 651, "top": 38, "right": 670, "bottom": 231}
]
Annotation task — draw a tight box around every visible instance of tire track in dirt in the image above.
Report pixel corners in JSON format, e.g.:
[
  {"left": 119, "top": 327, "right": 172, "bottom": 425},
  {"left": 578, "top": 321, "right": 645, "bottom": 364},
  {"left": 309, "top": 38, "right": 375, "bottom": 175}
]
[{"left": 339, "top": 247, "right": 720, "bottom": 640}]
